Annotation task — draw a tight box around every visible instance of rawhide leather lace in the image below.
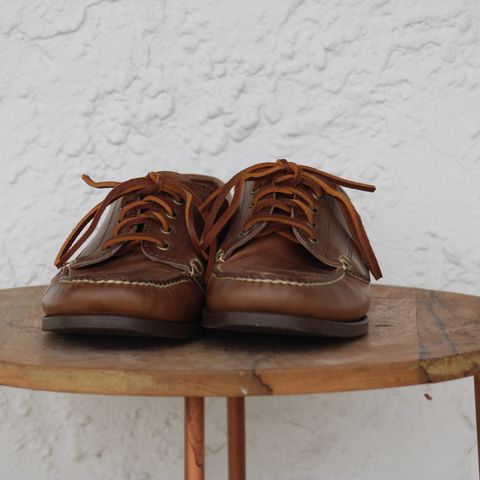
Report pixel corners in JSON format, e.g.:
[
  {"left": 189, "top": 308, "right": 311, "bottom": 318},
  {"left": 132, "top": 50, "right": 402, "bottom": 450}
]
[
  {"left": 200, "top": 159, "right": 382, "bottom": 280},
  {"left": 55, "top": 172, "right": 208, "bottom": 268}
]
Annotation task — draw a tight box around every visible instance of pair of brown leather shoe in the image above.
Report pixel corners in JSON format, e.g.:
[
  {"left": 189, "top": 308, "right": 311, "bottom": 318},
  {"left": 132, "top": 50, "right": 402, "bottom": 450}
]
[{"left": 42, "top": 160, "right": 382, "bottom": 338}]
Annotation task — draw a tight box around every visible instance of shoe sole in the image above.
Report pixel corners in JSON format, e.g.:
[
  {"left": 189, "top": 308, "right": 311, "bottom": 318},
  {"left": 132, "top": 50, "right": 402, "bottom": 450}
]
[
  {"left": 202, "top": 310, "right": 368, "bottom": 338},
  {"left": 42, "top": 315, "right": 201, "bottom": 339}
]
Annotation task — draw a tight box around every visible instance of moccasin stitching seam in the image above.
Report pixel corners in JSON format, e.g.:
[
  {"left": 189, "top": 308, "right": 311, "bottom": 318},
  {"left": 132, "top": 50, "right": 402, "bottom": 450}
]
[
  {"left": 212, "top": 271, "right": 346, "bottom": 287},
  {"left": 59, "top": 278, "right": 190, "bottom": 289}
]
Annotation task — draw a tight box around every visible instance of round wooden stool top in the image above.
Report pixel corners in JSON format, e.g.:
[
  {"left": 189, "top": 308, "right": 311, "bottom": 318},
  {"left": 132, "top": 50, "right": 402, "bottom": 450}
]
[{"left": 0, "top": 285, "right": 479, "bottom": 397}]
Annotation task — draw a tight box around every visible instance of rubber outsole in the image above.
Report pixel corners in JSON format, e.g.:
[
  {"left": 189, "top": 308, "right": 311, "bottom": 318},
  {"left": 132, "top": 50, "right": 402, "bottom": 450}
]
[
  {"left": 202, "top": 310, "right": 368, "bottom": 338},
  {"left": 42, "top": 315, "right": 201, "bottom": 338}
]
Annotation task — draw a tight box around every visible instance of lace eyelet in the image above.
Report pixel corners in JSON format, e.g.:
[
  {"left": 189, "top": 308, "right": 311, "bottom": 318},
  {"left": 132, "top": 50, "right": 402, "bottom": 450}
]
[
  {"left": 157, "top": 242, "right": 170, "bottom": 251},
  {"left": 166, "top": 211, "right": 177, "bottom": 219},
  {"left": 173, "top": 198, "right": 184, "bottom": 206},
  {"left": 249, "top": 203, "right": 254, "bottom": 208},
  {"left": 251, "top": 188, "right": 259, "bottom": 194},
  {"left": 161, "top": 226, "right": 175, "bottom": 235},
  {"left": 312, "top": 193, "right": 320, "bottom": 200},
  {"left": 309, "top": 222, "right": 317, "bottom": 228},
  {"left": 308, "top": 237, "right": 318, "bottom": 244},
  {"left": 312, "top": 207, "right": 318, "bottom": 214}
]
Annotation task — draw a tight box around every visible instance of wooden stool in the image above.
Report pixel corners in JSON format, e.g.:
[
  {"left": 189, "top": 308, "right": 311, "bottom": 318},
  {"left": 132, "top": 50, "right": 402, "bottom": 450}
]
[{"left": 1, "top": 285, "right": 480, "bottom": 479}]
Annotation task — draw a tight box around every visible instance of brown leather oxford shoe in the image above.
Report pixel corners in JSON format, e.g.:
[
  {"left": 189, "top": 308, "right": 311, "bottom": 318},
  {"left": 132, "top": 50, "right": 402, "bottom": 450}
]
[
  {"left": 200, "top": 159, "right": 382, "bottom": 337},
  {"left": 42, "top": 171, "right": 223, "bottom": 338}
]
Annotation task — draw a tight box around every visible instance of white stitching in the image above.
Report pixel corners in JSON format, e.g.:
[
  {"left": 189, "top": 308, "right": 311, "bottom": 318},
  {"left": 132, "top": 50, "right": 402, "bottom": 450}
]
[
  {"left": 59, "top": 278, "right": 190, "bottom": 289},
  {"left": 212, "top": 270, "right": 345, "bottom": 287}
]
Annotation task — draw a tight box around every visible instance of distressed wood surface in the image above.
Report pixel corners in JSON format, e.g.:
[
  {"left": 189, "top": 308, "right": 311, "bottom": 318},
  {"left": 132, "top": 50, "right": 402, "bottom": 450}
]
[{"left": 0, "top": 285, "right": 479, "bottom": 397}]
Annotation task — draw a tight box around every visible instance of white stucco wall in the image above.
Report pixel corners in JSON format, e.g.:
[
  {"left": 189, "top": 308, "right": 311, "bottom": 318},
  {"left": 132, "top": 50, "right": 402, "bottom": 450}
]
[{"left": 1, "top": 0, "right": 479, "bottom": 478}]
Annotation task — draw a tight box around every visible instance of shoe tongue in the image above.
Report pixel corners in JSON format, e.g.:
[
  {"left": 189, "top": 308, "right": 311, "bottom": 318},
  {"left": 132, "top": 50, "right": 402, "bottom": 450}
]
[{"left": 253, "top": 186, "right": 311, "bottom": 240}]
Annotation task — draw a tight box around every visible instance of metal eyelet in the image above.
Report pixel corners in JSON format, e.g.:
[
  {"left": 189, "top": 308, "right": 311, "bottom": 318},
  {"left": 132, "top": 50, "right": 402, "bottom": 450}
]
[
  {"left": 251, "top": 188, "right": 259, "bottom": 194},
  {"left": 308, "top": 237, "right": 318, "bottom": 244},
  {"left": 249, "top": 203, "right": 254, "bottom": 208},
  {"left": 161, "top": 226, "right": 175, "bottom": 235},
  {"left": 312, "top": 207, "right": 318, "bottom": 214},
  {"left": 312, "top": 193, "right": 320, "bottom": 200},
  {"left": 166, "top": 211, "right": 177, "bottom": 219},
  {"left": 157, "top": 242, "right": 170, "bottom": 251},
  {"left": 240, "top": 229, "right": 251, "bottom": 237},
  {"left": 309, "top": 222, "right": 317, "bottom": 228},
  {"left": 173, "top": 198, "right": 184, "bottom": 206}
]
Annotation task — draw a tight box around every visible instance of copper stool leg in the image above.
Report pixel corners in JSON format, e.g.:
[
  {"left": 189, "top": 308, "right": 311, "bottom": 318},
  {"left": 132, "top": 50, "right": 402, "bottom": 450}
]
[
  {"left": 227, "top": 397, "right": 246, "bottom": 480},
  {"left": 475, "top": 375, "right": 480, "bottom": 478},
  {"left": 185, "top": 397, "right": 205, "bottom": 480}
]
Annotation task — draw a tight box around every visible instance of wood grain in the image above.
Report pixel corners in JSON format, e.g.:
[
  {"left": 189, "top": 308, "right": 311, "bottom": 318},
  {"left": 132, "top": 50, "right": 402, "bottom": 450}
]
[{"left": 0, "top": 285, "right": 479, "bottom": 397}]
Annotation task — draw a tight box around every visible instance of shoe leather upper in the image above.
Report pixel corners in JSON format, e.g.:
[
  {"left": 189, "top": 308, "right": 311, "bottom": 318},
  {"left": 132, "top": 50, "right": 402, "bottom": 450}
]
[
  {"left": 42, "top": 172, "right": 223, "bottom": 323},
  {"left": 202, "top": 160, "right": 382, "bottom": 321}
]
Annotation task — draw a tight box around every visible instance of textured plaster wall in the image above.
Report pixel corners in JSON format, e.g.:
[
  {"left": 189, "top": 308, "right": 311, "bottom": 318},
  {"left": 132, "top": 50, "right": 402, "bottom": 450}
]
[{"left": 0, "top": 0, "right": 479, "bottom": 478}]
